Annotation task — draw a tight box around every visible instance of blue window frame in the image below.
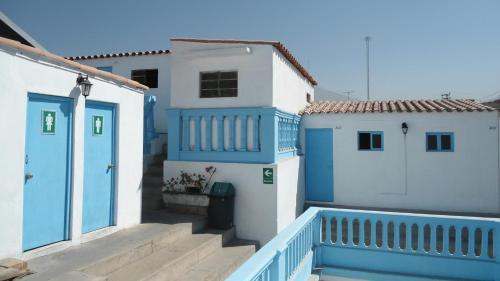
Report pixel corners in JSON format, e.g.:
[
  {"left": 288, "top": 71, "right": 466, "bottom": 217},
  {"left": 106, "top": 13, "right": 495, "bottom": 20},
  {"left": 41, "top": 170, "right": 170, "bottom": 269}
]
[
  {"left": 426, "top": 132, "right": 454, "bottom": 152},
  {"left": 96, "top": 66, "right": 113, "bottom": 73},
  {"left": 358, "top": 131, "right": 384, "bottom": 151}
]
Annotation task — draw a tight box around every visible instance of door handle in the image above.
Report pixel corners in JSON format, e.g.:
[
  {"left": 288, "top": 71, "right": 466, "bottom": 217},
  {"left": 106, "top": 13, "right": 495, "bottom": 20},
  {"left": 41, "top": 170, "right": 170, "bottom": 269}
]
[
  {"left": 25, "top": 172, "right": 34, "bottom": 180},
  {"left": 107, "top": 164, "right": 115, "bottom": 172}
]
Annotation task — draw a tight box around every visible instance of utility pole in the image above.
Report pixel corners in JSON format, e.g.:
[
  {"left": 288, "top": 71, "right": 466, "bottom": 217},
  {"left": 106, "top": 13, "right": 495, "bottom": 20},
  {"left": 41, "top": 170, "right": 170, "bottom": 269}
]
[
  {"left": 365, "top": 36, "right": 371, "bottom": 100},
  {"left": 343, "top": 90, "right": 354, "bottom": 101}
]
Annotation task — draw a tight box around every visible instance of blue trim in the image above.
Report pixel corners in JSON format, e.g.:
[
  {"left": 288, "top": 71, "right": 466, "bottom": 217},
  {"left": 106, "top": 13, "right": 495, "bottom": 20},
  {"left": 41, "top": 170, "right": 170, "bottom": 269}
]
[
  {"left": 358, "top": 131, "right": 384, "bottom": 151},
  {"left": 426, "top": 132, "right": 454, "bottom": 152},
  {"left": 167, "top": 107, "right": 300, "bottom": 164},
  {"left": 96, "top": 66, "right": 113, "bottom": 73}
]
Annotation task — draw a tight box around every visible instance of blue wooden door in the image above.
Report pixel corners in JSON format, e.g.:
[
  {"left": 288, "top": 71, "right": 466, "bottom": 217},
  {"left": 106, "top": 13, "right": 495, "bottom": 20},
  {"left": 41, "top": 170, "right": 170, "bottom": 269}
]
[
  {"left": 23, "top": 94, "right": 73, "bottom": 251},
  {"left": 82, "top": 102, "right": 116, "bottom": 233},
  {"left": 305, "top": 128, "right": 334, "bottom": 202}
]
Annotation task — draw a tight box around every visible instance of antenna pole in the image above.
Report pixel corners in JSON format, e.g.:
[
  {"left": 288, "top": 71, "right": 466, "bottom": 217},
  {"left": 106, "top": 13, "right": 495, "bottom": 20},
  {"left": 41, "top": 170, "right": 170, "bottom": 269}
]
[{"left": 365, "top": 36, "right": 371, "bottom": 100}]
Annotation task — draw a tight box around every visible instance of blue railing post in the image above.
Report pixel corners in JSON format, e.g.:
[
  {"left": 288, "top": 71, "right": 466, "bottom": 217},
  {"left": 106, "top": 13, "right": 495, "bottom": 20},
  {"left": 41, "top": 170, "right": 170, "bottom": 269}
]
[
  {"left": 495, "top": 226, "right": 500, "bottom": 280},
  {"left": 166, "top": 109, "right": 181, "bottom": 160},
  {"left": 313, "top": 213, "right": 322, "bottom": 267},
  {"left": 261, "top": 107, "right": 278, "bottom": 163}
]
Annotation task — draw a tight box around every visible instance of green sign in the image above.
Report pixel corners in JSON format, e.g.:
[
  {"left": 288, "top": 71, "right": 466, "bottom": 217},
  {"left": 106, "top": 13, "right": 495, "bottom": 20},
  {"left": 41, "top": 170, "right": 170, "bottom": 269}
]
[
  {"left": 263, "top": 168, "right": 273, "bottom": 184},
  {"left": 93, "top": 115, "right": 104, "bottom": 135},
  {"left": 42, "top": 110, "right": 56, "bottom": 134}
]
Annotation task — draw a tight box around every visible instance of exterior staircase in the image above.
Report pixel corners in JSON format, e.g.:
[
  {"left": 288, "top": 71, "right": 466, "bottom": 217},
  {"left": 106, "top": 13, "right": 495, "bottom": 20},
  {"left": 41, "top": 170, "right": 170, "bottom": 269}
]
[{"left": 21, "top": 152, "right": 257, "bottom": 281}]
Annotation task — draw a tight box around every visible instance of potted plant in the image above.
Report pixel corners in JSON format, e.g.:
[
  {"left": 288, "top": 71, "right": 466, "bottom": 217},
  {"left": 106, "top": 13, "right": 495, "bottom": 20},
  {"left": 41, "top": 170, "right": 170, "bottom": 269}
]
[{"left": 162, "top": 166, "right": 216, "bottom": 215}]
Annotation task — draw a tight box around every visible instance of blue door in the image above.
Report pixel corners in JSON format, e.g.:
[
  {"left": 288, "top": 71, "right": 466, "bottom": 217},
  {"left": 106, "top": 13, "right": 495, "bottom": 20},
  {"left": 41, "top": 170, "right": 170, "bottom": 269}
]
[
  {"left": 82, "top": 101, "right": 116, "bottom": 233},
  {"left": 305, "top": 128, "right": 334, "bottom": 202},
  {"left": 23, "top": 94, "right": 73, "bottom": 251}
]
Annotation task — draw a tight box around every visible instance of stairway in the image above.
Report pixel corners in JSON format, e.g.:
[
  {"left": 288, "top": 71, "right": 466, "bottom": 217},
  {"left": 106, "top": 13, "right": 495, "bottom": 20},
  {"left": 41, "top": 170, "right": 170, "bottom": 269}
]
[{"left": 142, "top": 153, "right": 165, "bottom": 211}]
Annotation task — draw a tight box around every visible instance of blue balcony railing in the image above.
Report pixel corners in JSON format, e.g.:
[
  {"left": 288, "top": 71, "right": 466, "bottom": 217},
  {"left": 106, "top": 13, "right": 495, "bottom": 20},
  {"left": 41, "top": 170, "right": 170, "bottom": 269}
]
[
  {"left": 227, "top": 207, "right": 500, "bottom": 281},
  {"left": 167, "top": 107, "right": 300, "bottom": 163}
]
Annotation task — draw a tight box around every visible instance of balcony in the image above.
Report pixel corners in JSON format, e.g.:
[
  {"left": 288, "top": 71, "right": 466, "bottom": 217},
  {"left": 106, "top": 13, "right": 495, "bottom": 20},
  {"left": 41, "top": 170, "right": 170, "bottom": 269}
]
[
  {"left": 227, "top": 207, "right": 500, "bottom": 281},
  {"left": 167, "top": 107, "right": 300, "bottom": 163}
]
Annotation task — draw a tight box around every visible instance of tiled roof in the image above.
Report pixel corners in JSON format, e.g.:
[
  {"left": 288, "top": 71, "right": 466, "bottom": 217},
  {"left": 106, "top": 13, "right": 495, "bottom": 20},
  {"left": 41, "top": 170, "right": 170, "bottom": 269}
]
[
  {"left": 171, "top": 38, "right": 317, "bottom": 86},
  {"left": 300, "top": 99, "right": 495, "bottom": 115},
  {"left": 0, "top": 37, "right": 148, "bottom": 90},
  {"left": 65, "top": 49, "right": 170, "bottom": 61}
]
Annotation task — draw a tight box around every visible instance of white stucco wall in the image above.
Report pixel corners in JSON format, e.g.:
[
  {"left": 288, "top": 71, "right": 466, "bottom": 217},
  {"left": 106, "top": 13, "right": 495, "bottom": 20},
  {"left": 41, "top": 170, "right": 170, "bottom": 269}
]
[
  {"left": 0, "top": 46, "right": 144, "bottom": 259},
  {"left": 170, "top": 41, "right": 274, "bottom": 109},
  {"left": 76, "top": 54, "right": 171, "bottom": 153},
  {"left": 272, "top": 49, "right": 314, "bottom": 114},
  {"left": 164, "top": 156, "right": 304, "bottom": 245},
  {"left": 301, "top": 112, "right": 500, "bottom": 214}
]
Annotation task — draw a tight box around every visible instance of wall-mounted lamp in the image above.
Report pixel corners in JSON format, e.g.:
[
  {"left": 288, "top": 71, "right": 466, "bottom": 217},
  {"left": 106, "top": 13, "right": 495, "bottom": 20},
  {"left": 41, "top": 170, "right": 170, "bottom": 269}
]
[
  {"left": 401, "top": 122, "right": 409, "bottom": 135},
  {"left": 76, "top": 73, "right": 93, "bottom": 98}
]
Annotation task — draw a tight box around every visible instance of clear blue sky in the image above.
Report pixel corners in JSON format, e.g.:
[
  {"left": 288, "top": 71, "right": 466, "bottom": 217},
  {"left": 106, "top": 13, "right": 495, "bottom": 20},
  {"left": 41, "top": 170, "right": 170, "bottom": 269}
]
[{"left": 2, "top": 0, "right": 499, "bottom": 100}]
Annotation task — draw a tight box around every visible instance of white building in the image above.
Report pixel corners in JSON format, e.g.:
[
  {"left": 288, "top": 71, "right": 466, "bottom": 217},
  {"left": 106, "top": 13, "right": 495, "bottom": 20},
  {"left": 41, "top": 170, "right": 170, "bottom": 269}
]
[
  {"left": 164, "top": 38, "right": 316, "bottom": 245},
  {"left": 66, "top": 49, "right": 171, "bottom": 160},
  {"left": 300, "top": 100, "right": 500, "bottom": 214},
  {"left": 0, "top": 37, "right": 146, "bottom": 259}
]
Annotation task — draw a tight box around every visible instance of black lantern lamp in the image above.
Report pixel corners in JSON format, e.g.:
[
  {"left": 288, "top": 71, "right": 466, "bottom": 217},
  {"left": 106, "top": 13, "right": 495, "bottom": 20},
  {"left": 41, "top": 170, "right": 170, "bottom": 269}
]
[
  {"left": 401, "top": 122, "right": 409, "bottom": 135},
  {"left": 77, "top": 73, "right": 93, "bottom": 98}
]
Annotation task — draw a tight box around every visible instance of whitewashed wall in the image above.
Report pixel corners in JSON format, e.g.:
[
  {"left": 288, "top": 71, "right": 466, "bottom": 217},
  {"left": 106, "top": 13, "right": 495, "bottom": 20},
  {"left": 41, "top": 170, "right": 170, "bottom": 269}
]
[
  {"left": 301, "top": 112, "right": 500, "bottom": 214},
  {"left": 164, "top": 156, "right": 304, "bottom": 245},
  {"left": 272, "top": 49, "right": 314, "bottom": 114},
  {"left": 0, "top": 46, "right": 144, "bottom": 259},
  {"left": 78, "top": 54, "right": 170, "bottom": 154},
  {"left": 170, "top": 41, "right": 273, "bottom": 109}
]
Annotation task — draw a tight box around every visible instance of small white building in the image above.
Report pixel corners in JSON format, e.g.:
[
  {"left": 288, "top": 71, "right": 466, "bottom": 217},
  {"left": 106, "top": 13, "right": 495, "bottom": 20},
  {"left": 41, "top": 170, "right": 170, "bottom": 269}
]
[
  {"left": 300, "top": 100, "right": 500, "bottom": 214},
  {"left": 0, "top": 37, "right": 146, "bottom": 259},
  {"left": 165, "top": 38, "right": 316, "bottom": 245},
  {"left": 66, "top": 49, "right": 171, "bottom": 159}
]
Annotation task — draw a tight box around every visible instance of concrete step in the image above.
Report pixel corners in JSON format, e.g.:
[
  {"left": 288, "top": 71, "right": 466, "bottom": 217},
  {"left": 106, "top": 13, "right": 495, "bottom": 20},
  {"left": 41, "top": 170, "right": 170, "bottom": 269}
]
[
  {"left": 174, "top": 239, "right": 257, "bottom": 281},
  {"left": 24, "top": 212, "right": 206, "bottom": 281},
  {"left": 105, "top": 228, "right": 234, "bottom": 281}
]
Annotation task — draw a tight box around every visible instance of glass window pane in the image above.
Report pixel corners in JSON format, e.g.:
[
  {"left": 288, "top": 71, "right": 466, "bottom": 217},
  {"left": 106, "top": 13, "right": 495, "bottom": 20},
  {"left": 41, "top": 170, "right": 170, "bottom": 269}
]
[
  {"left": 200, "top": 89, "right": 219, "bottom": 98},
  {"left": 201, "top": 81, "right": 219, "bottom": 89},
  {"left": 220, "top": 71, "right": 237, "bottom": 79},
  {"left": 220, "top": 89, "right": 237, "bottom": 97},
  {"left": 358, "top": 133, "right": 371, "bottom": 150},
  {"left": 441, "top": 135, "right": 452, "bottom": 150},
  {"left": 427, "top": 135, "right": 438, "bottom": 151},
  {"left": 219, "top": 79, "right": 237, "bottom": 89},
  {"left": 372, "top": 134, "right": 382, "bottom": 149},
  {"left": 201, "top": 72, "right": 218, "bottom": 80}
]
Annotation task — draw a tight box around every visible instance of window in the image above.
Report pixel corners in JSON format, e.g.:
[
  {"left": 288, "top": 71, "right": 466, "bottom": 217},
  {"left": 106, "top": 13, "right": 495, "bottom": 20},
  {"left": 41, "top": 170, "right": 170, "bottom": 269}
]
[
  {"left": 131, "top": 69, "right": 158, "bottom": 88},
  {"left": 96, "top": 66, "right": 112, "bottom": 73},
  {"left": 426, "top": 132, "right": 454, "bottom": 152},
  {"left": 358, "top": 131, "right": 383, "bottom": 151},
  {"left": 200, "top": 71, "right": 237, "bottom": 98},
  {"left": 306, "top": 93, "right": 311, "bottom": 103}
]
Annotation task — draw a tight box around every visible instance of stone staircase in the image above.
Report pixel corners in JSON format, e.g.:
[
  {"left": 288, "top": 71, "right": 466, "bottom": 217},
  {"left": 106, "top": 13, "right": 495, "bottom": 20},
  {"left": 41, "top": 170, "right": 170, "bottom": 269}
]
[{"left": 21, "top": 153, "right": 257, "bottom": 281}]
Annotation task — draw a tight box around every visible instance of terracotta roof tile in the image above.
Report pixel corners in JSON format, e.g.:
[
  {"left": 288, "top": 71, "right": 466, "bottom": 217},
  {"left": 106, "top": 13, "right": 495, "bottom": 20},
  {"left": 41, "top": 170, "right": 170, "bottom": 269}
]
[
  {"left": 65, "top": 49, "right": 170, "bottom": 61},
  {"left": 171, "top": 38, "right": 317, "bottom": 86},
  {"left": 0, "top": 37, "right": 148, "bottom": 90},
  {"left": 300, "top": 99, "right": 495, "bottom": 115}
]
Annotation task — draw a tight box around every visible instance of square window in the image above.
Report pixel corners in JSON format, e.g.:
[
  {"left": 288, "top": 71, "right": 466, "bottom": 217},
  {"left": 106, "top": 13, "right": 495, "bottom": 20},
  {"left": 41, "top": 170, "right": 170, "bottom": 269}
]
[
  {"left": 426, "top": 132, "right": 454, "bottom": 152},
  {"left": 200, "top": 71, "right": 238, "bottom": 98},
  {"left": 131, "top": 69, "right": 158, "bottom": 88}
]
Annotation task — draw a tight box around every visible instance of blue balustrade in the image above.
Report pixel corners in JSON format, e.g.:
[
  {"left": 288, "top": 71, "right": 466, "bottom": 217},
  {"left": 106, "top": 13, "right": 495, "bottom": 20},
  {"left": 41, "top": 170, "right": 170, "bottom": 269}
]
[
  {"left": 227, "top": 207, "right": 500, "bottom": 281},
  {"left": 143, "top": 95, "right": 158, "bottom": 155},
  {"left": 167, "top": 107, "right": 300, "bottom": 163}
]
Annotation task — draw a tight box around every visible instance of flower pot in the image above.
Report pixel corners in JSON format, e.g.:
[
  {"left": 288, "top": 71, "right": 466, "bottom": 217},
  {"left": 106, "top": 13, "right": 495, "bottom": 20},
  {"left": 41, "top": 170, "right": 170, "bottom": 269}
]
[{"left": 162, "top": 192, "right": 209, "bottom": 216}]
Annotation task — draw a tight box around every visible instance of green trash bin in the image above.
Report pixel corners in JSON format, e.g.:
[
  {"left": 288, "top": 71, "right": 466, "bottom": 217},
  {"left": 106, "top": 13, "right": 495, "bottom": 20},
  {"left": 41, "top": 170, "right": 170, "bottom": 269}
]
[{"left": 208, "top": 182, "right": 235, "bottom": 229}]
